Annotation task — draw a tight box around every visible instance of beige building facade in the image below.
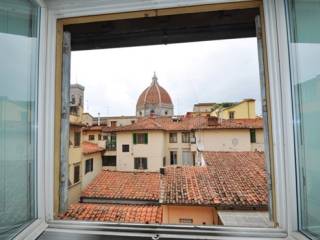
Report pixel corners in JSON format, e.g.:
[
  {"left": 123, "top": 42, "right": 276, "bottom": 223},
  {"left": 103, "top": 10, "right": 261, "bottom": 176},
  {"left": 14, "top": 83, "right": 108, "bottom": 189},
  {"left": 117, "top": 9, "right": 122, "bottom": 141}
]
[{"left": 102, "top": 117, "right": 264, "bottom": 172}]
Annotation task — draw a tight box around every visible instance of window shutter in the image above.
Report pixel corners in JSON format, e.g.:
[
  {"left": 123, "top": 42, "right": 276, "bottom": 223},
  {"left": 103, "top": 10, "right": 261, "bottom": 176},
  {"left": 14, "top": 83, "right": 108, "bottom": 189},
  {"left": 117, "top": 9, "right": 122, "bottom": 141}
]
[
  {"left": 144, "top": 133, "right": 148, "bottom": 144},
  {"left": 133, "top": 133, "right": 137, "bottom": 144},
  {"left": 143, "top": 158, "right": 147, "bottom": 169}
]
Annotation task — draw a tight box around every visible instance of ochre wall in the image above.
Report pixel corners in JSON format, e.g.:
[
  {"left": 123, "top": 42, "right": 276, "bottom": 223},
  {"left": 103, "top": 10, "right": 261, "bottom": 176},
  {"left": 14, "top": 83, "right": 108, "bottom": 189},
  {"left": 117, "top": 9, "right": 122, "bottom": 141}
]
[
  {"left": 211, "top": 100, "right": 256, "bottom": 119},
  {"left": 162, "top": 205, "right": 218, "bottom": 225}
]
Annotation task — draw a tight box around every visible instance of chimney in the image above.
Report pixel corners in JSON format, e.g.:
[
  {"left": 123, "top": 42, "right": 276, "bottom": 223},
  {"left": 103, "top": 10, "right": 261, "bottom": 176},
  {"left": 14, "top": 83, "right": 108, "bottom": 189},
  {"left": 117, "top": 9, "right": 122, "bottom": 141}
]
[
  {"left": 98, "top": 112, "right": 101, "bottom": 126},
  {"left": 208, "top": 116, "right": 219, "bottom": 126}
]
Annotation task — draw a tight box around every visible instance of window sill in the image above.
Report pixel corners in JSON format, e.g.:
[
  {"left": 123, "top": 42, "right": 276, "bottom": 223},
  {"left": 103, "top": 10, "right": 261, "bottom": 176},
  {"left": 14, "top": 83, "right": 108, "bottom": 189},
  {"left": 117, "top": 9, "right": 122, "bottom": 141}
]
[
  {"left": 39, "top": 220, "right": 289, "bottom": 240},
  {"left": 16, "top": 219, "right": 47, "bottom": 240}
]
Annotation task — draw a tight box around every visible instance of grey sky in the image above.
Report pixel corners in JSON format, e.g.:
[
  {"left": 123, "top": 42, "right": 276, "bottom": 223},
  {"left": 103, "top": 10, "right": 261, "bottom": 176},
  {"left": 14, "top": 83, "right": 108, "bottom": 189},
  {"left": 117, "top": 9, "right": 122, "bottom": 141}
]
[{"left": 71, "top": 37, "right": 262, "bottom": 117}]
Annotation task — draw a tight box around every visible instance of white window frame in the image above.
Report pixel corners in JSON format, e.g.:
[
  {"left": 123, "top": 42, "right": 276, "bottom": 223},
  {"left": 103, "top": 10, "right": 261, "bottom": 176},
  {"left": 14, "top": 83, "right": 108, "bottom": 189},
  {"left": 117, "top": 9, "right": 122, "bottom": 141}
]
[{"left": 17, "top": 0, "right": 307, "bottom": 239}]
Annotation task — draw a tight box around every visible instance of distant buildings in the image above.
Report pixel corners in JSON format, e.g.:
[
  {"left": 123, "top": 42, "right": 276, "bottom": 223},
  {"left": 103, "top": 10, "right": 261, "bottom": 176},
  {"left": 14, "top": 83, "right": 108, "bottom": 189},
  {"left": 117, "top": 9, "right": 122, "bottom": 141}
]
[
  {"left": 101, "top": 116, "right": 264, "bottom": 172},
  {"left": 210, "top": 99, "right": 256, "bottom": 119},
  {"left": 193, "top": 99, "right": 257, "bottom": 119},
  {"left": 68, "top": 84, "right": 105, "bottom": 206},
  {"left": 65, "top": 74, "right": 267, "bottom": 225}
]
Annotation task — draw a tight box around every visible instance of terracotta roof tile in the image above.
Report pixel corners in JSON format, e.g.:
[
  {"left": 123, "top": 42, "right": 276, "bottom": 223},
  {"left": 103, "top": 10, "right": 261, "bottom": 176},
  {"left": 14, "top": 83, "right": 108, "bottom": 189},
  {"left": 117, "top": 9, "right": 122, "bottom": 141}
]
[
  {"left": 203, "top": 151, "right": 268, "bottom": 209},
  {"left": 60, "top": 203, "right": 162, "bottom": 224},
  {"left": 82, "top": 170, "right": 160, "bottom": 201},
  {"left": 82, "top": 141, "right": 104, "bottom": 155},
  {"left": 103, "top": 116, "right": 263, "bottom": 132},
  {"left": 161, "top": 151, "right": 268, "bottom": 210},
  {"left": 161, "top": 166, "right": 217, "bottom": 205}
]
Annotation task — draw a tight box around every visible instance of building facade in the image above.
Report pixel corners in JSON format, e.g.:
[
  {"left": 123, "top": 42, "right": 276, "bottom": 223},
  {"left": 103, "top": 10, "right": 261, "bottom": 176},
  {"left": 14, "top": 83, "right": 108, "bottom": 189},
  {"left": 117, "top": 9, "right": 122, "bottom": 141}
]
[
  {"left": 68, "top": 84, "right": 105, "bottom": 205},
  {"left": 102, "top": 116, "right": 264, "bottom": 172}
]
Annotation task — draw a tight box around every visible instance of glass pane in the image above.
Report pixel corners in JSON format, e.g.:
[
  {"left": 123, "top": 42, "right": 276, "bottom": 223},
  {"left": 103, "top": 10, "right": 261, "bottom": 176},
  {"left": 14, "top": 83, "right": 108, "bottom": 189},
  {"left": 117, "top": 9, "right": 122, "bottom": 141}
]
[
  {"left": 286, "top": 0, "right": 320, "bottom": 238},
  {"left": 0, "top": 0, "right": 39, "bottom": 239}
]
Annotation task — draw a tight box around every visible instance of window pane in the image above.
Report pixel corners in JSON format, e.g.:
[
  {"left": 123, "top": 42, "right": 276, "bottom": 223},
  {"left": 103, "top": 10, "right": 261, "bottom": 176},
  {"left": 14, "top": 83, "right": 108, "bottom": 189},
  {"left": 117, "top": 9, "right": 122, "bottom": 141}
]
[
  {"left": 102, "top": 156, "right": 116, "bottom": 166},
  {"left": 286, "top": 0, "right": 320, "bottom": 237},
  {"left": 0, "top": 0, "right": 39, "bottom": 239}
]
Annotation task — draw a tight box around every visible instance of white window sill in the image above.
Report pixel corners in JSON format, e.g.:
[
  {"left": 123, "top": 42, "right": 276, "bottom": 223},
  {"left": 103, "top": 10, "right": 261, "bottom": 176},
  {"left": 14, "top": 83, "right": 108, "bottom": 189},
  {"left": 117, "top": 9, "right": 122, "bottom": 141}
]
[
  {"left": 36, "top": 220, "right": 291, "bottom": 240},
  {"left": 15, "top": 219, "right": 47, "bottom": 240}
]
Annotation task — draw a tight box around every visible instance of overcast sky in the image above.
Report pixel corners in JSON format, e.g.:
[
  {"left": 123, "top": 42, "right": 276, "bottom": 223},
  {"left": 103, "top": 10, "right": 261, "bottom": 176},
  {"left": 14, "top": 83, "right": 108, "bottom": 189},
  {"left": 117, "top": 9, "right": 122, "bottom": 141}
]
[{"left": 71, "top": 37, "right": 262, "bottom": 117}]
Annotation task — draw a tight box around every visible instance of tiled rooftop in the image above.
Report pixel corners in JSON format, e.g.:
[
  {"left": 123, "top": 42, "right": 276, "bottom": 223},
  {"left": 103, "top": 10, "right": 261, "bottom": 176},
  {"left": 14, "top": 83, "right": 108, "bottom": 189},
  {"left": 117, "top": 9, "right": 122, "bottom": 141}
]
[
  {"left": 82, "top": 141, "right": 105, "bottom": 155},
  {"left": 60, "top": 203, "right": 162, "bottom": 224},
  {"left": 103, "top": 116, "right": 263, "bottom": 132},
  {"left": 161, "top": 151, "right": 268, "bottom": 210},
  {"left": 161, "top": 166, "right": 217, "bottom": 205},
  {"left": 203, "top": 151, "right": 268, "bottom": 209},
  {"left": 81, "top": 170, "right": 160, "bottom": 201},
  {"left": 80, "top": 152, "right": 267, "bottom": 210}
]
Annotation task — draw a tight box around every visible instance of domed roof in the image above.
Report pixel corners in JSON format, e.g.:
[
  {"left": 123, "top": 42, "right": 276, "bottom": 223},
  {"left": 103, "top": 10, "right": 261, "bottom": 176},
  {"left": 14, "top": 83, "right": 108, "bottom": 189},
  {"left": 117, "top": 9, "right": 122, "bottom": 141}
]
[{"left": 136, "top": 73, "right": 173, "bottom": 108}]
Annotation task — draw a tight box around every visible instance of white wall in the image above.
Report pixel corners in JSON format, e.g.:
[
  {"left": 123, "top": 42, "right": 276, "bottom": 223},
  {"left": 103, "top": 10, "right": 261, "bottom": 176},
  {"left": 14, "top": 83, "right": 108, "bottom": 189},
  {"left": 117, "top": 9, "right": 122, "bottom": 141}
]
[{"left": 196, "top": 129, "right": 253, "bottom": 151}]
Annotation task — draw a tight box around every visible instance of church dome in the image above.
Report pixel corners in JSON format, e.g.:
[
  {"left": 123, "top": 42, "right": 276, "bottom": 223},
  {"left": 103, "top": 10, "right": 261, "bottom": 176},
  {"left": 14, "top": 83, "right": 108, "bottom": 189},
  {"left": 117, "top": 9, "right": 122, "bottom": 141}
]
[{"left": 136, "top": 73, "right": 174, "bottom": 117}]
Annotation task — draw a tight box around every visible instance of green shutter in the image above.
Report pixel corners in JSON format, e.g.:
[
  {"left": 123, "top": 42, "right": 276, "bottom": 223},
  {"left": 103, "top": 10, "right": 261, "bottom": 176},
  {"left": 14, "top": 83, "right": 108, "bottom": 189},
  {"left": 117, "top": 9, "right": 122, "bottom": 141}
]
[
  {"left": 133, "top": 133, "right": 137, "bottom": 144},
  {"left": 144, "top": 133, "right": 148, "bottom": 144}
]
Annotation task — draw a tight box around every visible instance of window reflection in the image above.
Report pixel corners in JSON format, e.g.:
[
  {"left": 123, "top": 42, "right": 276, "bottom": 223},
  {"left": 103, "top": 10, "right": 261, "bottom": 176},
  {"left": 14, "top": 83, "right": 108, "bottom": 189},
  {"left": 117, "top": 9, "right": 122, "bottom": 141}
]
[
  {"left": 287, "top": 0, "right": 320, "bottom": 237},
  {"left": 0, "top": 1, "right": 39, "bottom": 239}
]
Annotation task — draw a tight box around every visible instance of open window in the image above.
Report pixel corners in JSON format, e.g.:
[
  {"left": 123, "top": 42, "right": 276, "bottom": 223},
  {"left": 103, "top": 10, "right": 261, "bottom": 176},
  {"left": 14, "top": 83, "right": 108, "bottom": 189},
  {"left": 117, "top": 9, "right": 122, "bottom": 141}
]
[{"left": 54, "top": 0, "right": 276, "bottom": 231}]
